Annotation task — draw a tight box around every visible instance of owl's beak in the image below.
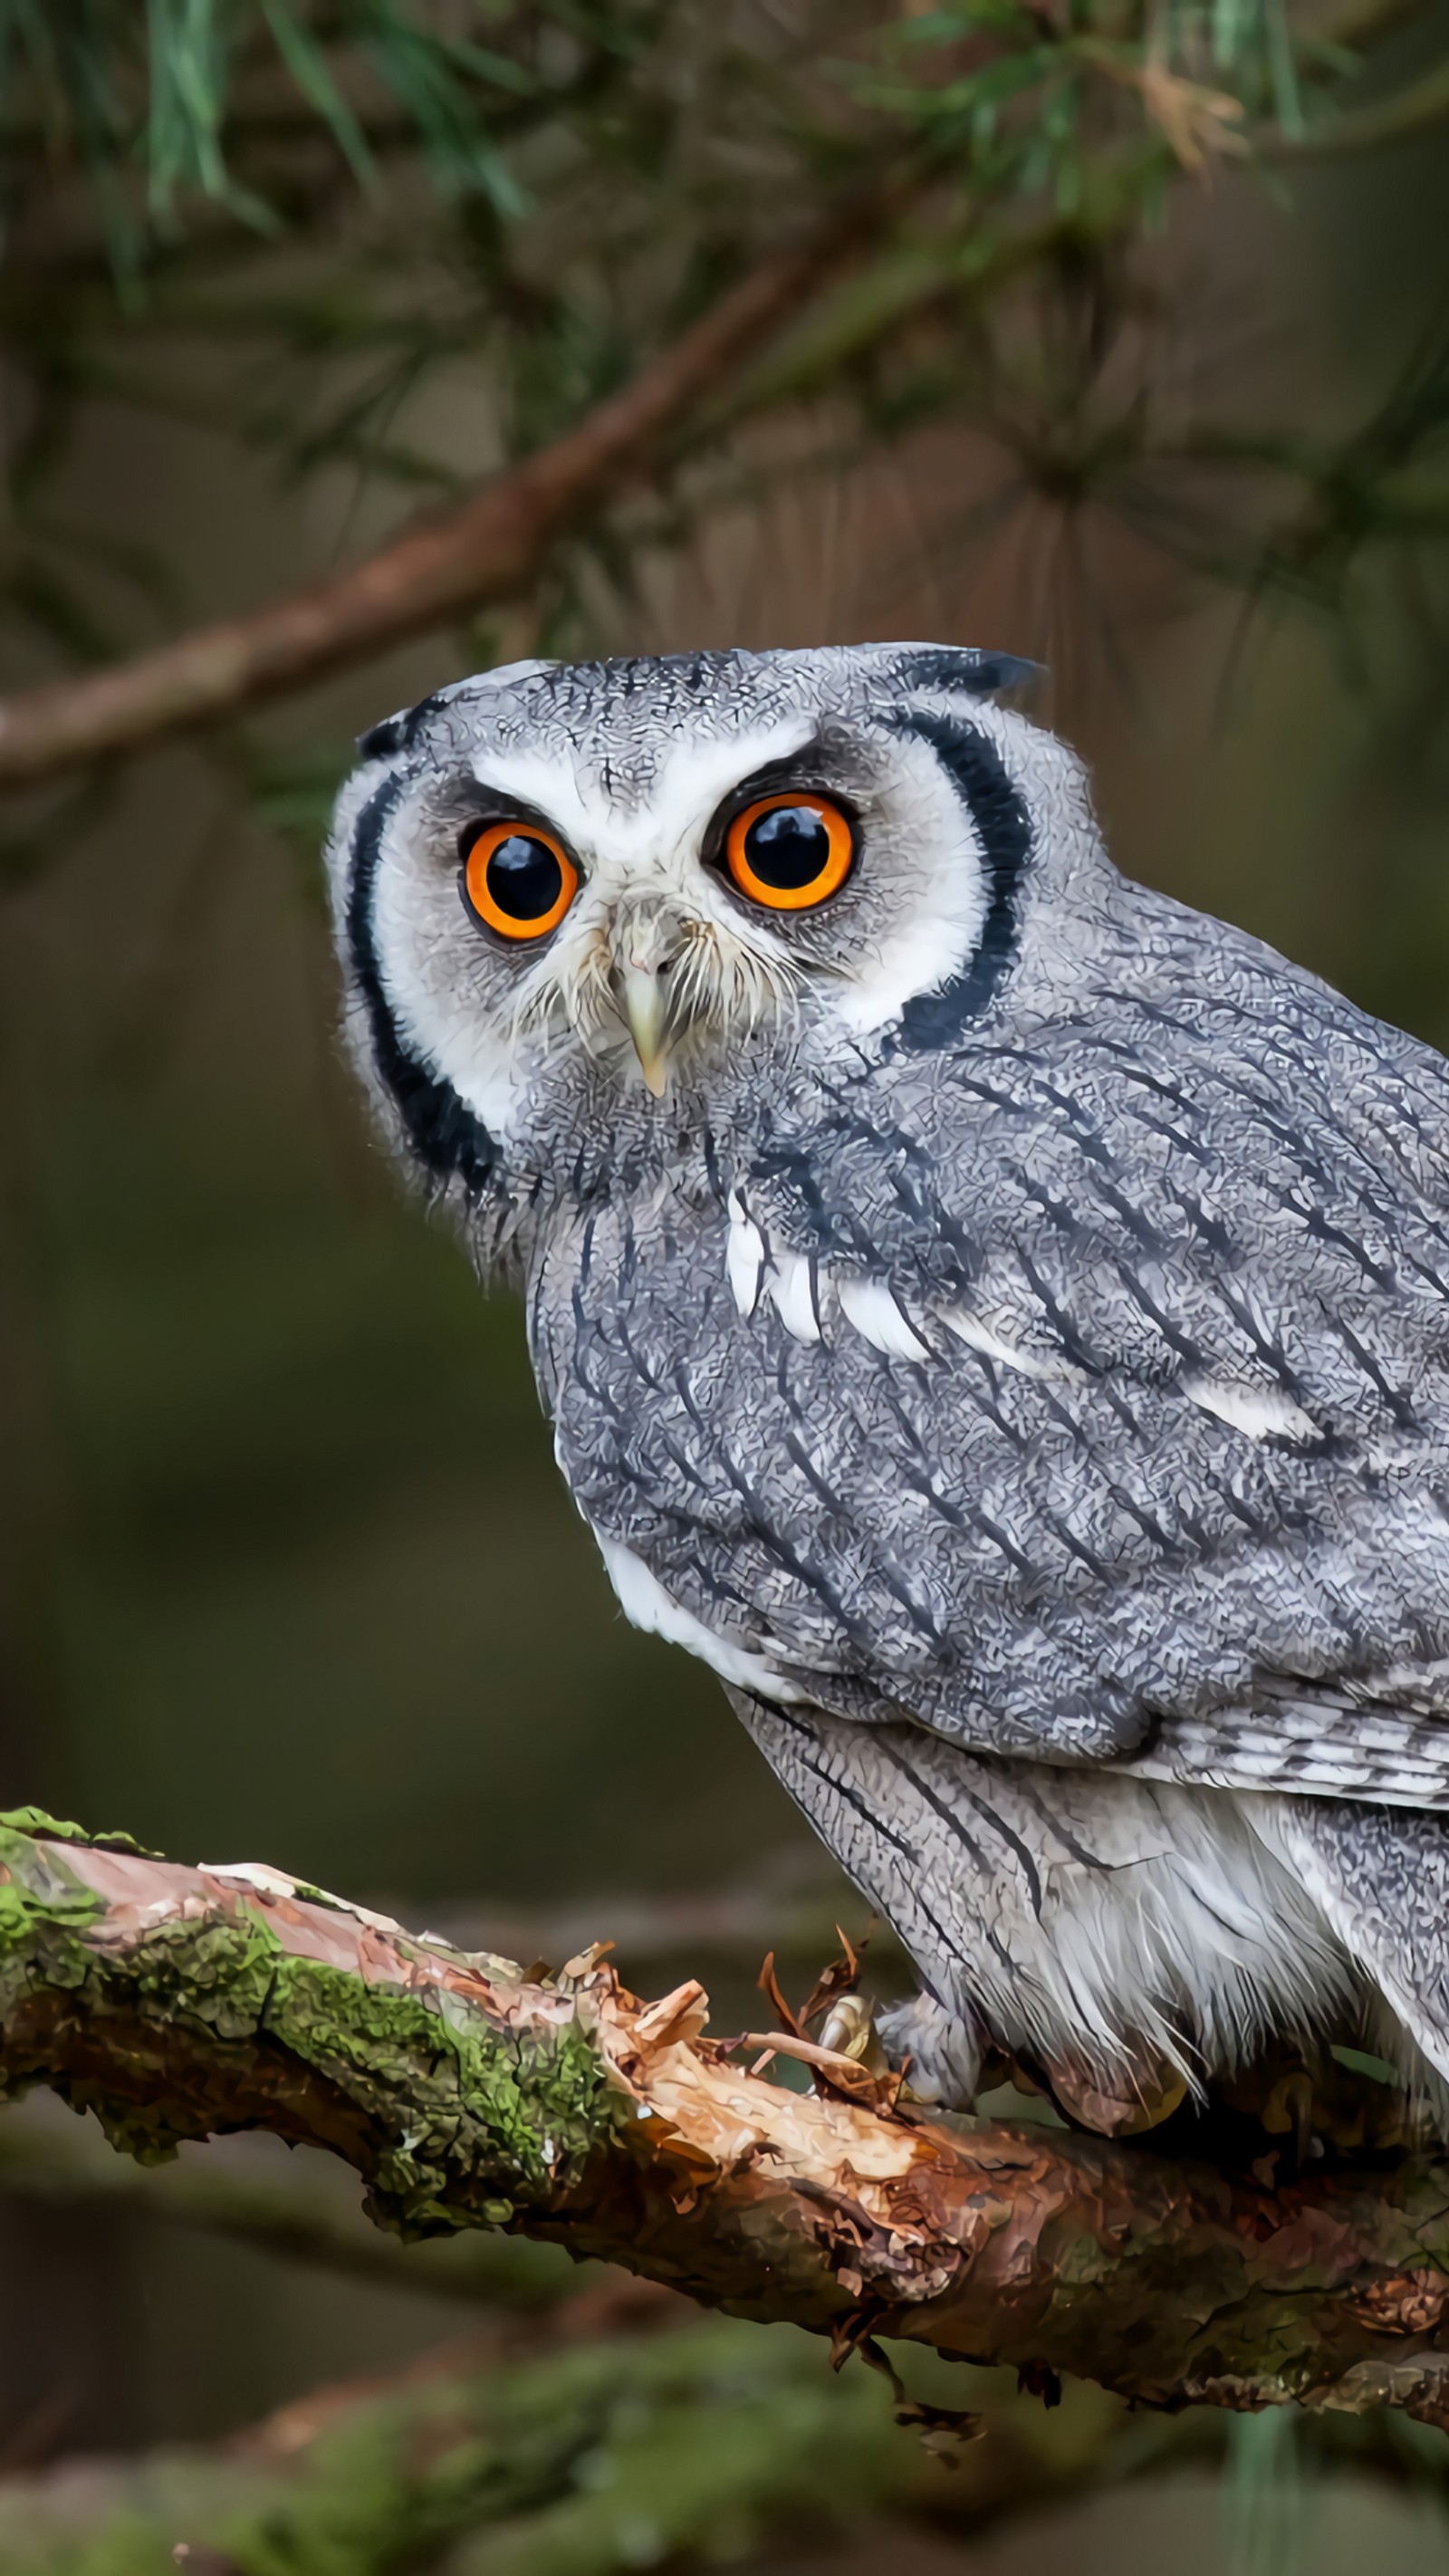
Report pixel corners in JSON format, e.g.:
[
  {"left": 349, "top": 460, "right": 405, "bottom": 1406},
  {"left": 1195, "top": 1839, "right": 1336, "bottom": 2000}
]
[
  {"left": 619, "top": 962, "right": 672, "bottom": 1098},
  {"left": 611, "top": 908, "right": 686, "bottom": 1096}
]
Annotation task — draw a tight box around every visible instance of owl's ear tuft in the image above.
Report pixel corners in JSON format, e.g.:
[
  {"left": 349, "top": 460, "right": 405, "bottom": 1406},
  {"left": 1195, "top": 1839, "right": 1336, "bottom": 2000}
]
[
  {"left": 355, "top": 660, "right": 561, "bottom": 764},
  {"left": 890, "top": 647, "right": 1045, "bottom": 706},
  {"left": 356, "top": 712, "right": 407, "bottom": 761},
  {"left": 355, "top": 685, "right": 456, "bottom": 764}
]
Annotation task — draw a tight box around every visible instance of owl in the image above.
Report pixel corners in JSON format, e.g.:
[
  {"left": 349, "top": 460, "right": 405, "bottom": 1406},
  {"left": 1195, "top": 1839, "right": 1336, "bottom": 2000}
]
[{"left": 326, "top": 642, "right": 1449, "bottom": 2133}]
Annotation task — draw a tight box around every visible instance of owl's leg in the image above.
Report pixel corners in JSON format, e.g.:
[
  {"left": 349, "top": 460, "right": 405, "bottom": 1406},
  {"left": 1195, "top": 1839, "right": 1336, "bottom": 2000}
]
[
  {"left": 725, "top": 1688, "right": 993, "bottom": 2110},
  {"left": 811, "top": 1988, "right": 984, "bottom": 2106},
  {"left": 726, "top": 1688, "right": 1365, "bottom": 2126},
  {"left": 872, "top": 1992, "right": 986, "bottom": 2106}
]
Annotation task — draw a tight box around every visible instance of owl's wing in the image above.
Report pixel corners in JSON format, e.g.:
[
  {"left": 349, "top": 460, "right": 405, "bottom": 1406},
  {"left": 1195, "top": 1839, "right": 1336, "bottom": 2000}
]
[
  {"left": 542, "top": 900, "right": 1449, "bottom": 1808},
  {"left": 1263, "top": 1796, "right": 1449, "bottom": 2078}
]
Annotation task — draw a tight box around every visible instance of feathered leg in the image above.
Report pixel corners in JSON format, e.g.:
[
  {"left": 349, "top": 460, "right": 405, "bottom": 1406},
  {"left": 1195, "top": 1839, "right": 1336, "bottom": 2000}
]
[
  {"left": 726, "top": 1689, "right": 990, "bottom": 2100},
  {"left": 729, "top": 1690, "right": 1369, "bottom": 2116}
]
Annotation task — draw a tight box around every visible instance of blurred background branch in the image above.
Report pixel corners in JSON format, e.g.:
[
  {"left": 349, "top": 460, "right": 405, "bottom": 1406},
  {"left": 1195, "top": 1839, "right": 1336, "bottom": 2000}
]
[
  {"left": 0, "top": 191, "right": 887, "bottom": 779},
  {"left": 6, "top": 2290, "right": 1449, "bottom": 2576},
  {"left": 1, "top": 0, "right": 1449, "bottom": 832}
]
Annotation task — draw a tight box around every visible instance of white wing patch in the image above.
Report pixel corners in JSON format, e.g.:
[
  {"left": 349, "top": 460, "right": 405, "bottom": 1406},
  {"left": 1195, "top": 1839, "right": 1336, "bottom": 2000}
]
[
  {"left": 722, "top": 1211, "right": 1318, "bottom": 1437},
  {"left": 594, "top": 1533, "right": 804, "bottom": 1700},
  {"left": 939, "top": 1306, "right": 1068, "bottom": 1379},
  {"left": 726, "top": 1192, "right": 821, "bottom": 1342},
  {"left": 724, "top": 1191, "right": 766, "bottom": 1317},
  {"left": 763, "top": 1249, "right": 822, "bottom": 1342},
  {"left": 724, "top": 1198, "right": 1052, "bottom": 1371},
  {"left": 837, "top": 1274, "right": 930, "bottom": 1360},
  {"left": 1182, "top": 1376, "right": 1317, "bottom": 1444}
]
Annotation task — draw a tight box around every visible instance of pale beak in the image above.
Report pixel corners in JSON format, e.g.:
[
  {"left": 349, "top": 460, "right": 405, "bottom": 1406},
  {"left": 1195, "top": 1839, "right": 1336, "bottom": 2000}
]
[{"left": 619, "top": 963, "right": 671, "bottom": 1098}]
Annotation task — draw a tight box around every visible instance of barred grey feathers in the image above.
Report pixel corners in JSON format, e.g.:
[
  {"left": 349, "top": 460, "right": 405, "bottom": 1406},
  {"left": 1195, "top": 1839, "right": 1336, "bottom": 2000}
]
[{"left": 327, "top": 643, "right": 1449, "bottom": 2124}]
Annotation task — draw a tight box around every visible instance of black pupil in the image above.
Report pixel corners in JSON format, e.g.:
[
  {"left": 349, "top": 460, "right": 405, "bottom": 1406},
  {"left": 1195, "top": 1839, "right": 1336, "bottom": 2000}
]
[
  {"left": 743, "top": 801, "right": 832, "bottom": 889},
  {"left": 484, "top": 831, "right": 563, "bottom": 921}
]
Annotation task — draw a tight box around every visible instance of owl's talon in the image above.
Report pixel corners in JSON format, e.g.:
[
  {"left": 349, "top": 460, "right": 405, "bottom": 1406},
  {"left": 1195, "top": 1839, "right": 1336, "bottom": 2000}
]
[
  {"left": 1262, "top": 2067, "right": 1315, "bottom": 2170},
  {"left": 815, "top": 1992, "right": 892, "bottom": 2079},
  {"left": 874, "top": 1993, "right": 985, "bottom": 2111}
]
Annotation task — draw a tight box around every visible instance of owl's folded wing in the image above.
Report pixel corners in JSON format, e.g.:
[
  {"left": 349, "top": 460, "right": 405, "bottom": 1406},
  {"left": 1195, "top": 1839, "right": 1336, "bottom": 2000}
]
[
  {"left": 669, "top": 976, "right": 1449, "bottom": 1806},
  {"left": 1109, "top": 1677, "right": 1449, "bottom": 1809}
]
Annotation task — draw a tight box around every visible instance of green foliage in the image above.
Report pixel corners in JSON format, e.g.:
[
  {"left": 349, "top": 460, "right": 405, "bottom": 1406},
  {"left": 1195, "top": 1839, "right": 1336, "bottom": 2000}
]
[
  {"left": 0, "top": 2314, "right": 944, "bottom": 2576},
  {"left": 1, "top": 0, "right": 1446, "bottom": 750},
  {"left": 1, "top": 2282, "right": 1448, "bottom": 2576},
  {"left": 0, "top": 0, "right": 582, "bottom": 261},
  {"left": 0, "top": 1803, "right": 161, "bottom": 1853},
  {"left": 0, "top": 0, "right": 1399, "bottom": 266}
]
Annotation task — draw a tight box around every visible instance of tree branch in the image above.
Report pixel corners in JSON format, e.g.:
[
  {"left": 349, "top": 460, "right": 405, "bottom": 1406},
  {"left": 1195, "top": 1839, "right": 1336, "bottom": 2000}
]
[
  {"left": 0, "top": 2298, "right": 1192, "bottom": 2573},
  {"left": 5, "top": 1812, "right": 1449, "bottom": 2426},
  {"left": 1273, "top": 52, "right": 1449, "bottom": 155},
  {"left": 0, "top": 203, "right": 879, "bottom": 790}
]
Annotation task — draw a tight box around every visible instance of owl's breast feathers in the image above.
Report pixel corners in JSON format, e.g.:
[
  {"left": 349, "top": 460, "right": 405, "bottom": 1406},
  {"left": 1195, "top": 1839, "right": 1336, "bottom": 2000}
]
[{"left": 532, "top": 894, "right": 1449, "bottom": 1812}]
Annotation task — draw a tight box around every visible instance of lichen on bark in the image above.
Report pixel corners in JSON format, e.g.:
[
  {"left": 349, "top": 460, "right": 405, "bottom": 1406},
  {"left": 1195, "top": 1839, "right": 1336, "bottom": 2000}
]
[
  {"left": 6, "top": 1809, "right": 1449, "bottom": 2425},
  {"left": 0, "top": 1815, "right": 625, "bottom": 2222}
]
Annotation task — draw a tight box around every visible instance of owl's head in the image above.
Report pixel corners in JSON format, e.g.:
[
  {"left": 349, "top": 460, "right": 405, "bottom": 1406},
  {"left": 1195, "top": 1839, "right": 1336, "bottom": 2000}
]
[{"left": 326, "top": 643, "right": 1108, "bottom": 1200}]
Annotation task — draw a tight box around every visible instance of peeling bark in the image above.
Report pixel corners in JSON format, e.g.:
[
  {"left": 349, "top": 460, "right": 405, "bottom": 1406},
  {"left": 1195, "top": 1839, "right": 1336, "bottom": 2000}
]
[{"left": 5, "top": 1812, "right": 1449, "bottom": 2427}]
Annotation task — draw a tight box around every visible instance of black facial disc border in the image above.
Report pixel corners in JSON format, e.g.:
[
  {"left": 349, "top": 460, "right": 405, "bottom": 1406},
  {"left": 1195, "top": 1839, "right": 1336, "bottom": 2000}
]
[
  {"left": 346, "top": 768, "right": 499, "bottom": 1197},
  {"left": 887, "top": 710, "right": 1034, "bottom": 1052}
]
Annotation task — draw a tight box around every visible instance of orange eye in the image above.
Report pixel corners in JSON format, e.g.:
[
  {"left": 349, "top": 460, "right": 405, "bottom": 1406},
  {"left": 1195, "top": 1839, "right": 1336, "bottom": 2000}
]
[
  {"left": 723, "top": 793, "right": 854, "bottom": 911},
  {"left": 462, "top": 820, "right": 578, "bottom": 941}
]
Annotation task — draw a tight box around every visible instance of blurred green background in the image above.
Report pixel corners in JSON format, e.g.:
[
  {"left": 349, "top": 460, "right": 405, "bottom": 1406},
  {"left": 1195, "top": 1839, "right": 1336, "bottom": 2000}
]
[{"left": 4, "top": 4, "right": 1449, "bottom": 2564}]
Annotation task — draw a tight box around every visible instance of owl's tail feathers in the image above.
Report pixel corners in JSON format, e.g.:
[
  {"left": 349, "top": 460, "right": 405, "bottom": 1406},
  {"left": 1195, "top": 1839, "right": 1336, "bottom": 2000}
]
[{"left": 1251, "top": 1794, "right": 1449, "bottom": 2124}]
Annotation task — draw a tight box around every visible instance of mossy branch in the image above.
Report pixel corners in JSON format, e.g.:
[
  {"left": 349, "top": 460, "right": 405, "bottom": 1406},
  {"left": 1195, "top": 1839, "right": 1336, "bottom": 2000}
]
[{"left": 6, "top": 1812, "right": 1449, "bottom": 2427}]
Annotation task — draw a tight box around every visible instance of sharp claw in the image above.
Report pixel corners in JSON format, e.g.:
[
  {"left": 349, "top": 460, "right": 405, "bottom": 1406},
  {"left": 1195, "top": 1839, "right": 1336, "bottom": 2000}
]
[{"left": 816, "top": 1993, "right": 892, "bottom": 2079}]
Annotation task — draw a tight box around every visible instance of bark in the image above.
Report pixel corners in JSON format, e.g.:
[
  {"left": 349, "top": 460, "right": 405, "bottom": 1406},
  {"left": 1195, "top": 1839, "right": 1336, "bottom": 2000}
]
[
  {"left": 5, "top": 1811, "right": 1449, "bottom": 2428},
  {"left": 0, "top": 203, "right": 881, "bottom": 789}
]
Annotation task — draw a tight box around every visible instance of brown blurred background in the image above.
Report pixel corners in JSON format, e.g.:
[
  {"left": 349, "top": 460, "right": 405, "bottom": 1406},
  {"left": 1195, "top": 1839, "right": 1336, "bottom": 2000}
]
[{"left": 4, "top": 24, "right": 1449, "bottom": 2562}]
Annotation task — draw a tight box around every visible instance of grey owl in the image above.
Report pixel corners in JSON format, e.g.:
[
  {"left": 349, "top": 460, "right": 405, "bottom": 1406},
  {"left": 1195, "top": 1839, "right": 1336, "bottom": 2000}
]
[{"left": 326, "top": 642, "right": 1449, "bottom": 2131}]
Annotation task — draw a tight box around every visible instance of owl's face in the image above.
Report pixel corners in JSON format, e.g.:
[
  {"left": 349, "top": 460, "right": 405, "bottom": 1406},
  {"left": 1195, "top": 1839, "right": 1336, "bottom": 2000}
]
[{"left": 327, "top": 643, "right": 1105, "bottom": 1195}]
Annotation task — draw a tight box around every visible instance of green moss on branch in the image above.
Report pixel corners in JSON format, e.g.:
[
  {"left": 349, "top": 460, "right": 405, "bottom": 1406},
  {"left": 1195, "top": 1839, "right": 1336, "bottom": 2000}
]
[
  {"left": 0, "top": 1817, "right": 623, "bottom": 2228},
  {"left": 8, "top": 1812, "right": 1449, "bottom": 2426}
]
